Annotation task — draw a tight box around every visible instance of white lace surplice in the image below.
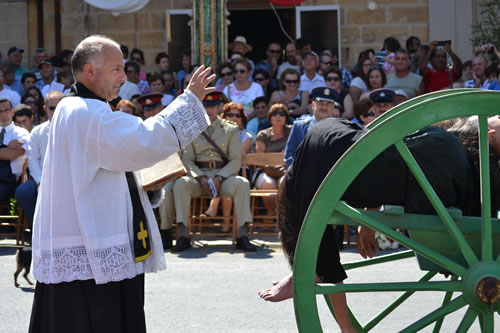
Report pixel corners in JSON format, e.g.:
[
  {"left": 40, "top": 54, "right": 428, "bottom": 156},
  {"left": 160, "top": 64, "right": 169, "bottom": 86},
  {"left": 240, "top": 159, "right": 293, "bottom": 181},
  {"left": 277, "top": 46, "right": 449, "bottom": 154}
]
[{"left": 32, "top": 90, "right": 209, "bottom": 284}]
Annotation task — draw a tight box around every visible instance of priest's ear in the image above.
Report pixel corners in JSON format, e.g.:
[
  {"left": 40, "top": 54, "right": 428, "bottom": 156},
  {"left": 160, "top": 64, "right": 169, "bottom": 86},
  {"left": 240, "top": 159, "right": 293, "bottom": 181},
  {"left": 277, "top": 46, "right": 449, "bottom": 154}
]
[{"left": 82, "top": 63, "right": 96, "bottom": 79}]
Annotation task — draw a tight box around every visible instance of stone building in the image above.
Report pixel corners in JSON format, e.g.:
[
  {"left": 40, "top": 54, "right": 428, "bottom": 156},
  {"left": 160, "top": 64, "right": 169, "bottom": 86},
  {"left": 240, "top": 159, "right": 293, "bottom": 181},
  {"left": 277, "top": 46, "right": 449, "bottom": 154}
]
[{"left": 0, "top": 0, "right": 484, "bottom": 73}]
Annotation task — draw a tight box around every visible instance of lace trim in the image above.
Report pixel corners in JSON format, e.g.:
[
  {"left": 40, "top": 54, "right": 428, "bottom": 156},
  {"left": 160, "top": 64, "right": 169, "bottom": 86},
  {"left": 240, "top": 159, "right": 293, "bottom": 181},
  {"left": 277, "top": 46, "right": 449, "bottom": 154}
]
[
  {"left": 165, "top": 91, "right": 209, "bottom": 149},
  {"left": 33, "top": 244, "right": 137, "bottom": 285}
]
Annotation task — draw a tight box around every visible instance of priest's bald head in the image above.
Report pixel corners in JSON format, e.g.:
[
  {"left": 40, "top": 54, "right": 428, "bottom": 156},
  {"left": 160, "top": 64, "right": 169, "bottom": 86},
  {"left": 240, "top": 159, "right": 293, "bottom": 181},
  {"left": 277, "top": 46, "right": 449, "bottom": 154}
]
[{"left": 71, "top": 35, "right": 127, "bottom": 101}]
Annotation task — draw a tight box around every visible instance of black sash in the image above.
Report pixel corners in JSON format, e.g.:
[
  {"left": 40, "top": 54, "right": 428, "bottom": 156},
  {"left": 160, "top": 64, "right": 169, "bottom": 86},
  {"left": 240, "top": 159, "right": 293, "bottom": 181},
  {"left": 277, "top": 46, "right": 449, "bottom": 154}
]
[{"left": 65, "top": 83, "right": 151, "bottom": 263}]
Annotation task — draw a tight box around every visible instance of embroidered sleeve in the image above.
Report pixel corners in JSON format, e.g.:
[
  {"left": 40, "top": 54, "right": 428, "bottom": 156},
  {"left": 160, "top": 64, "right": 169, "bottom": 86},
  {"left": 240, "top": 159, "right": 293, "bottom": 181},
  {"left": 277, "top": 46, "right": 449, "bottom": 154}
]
[{"left": 161, "top": 90, "right": 210, "bottom": 149}]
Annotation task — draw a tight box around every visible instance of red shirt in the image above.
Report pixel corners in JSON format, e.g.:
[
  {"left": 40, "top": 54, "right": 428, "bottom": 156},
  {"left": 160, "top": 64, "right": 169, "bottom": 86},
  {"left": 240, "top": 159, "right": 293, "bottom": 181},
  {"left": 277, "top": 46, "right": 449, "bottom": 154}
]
[{"left": 424, "top": 67, "right": 459, "bottom": 92}]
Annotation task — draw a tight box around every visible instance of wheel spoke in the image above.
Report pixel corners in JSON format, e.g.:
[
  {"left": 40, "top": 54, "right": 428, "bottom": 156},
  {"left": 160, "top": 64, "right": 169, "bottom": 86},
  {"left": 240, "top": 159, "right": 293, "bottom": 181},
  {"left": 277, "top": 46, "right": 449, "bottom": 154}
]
[
  {"left": 478, "top": 115, "right": 493, "bottom": 261},
  {"left": 433, "top": 275, "right": 458, "bottom": 332},
  {"left": 395, "top": 140, "right": 478, "bottom": 267},
  {"left": 363, "top": 271, "right": 436, "bottom": 331},
  {"left": 337, "top": 202, "right": 468, "bottom": 276},
  {"left": 456, "top": 306, "right": 478, "bottom": 333},
  {"left": 481, "top": 312, "right": 494, "bottom": 332},
  {"left": 316, "top": 280, "right": 461, "bottom": 294},
  {"left": 323, "top": 295, "right": 365, "bottom": 333},
  {"left": 400, "top": 296, "right": 467, "bottom": 333}
]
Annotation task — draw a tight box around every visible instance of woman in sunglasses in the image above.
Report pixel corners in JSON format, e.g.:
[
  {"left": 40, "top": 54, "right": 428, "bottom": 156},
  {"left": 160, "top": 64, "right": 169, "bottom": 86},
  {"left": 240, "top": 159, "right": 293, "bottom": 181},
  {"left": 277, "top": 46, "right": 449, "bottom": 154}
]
[
  {"left": 223, "top": 59, "right": 264, "bottom": 116},
  {"left": 215, "top": 62, "right": 234, "bottom": 91},
  {"left": 349, "top": 53, "right": 372, "bottom": 104},
  {"left": 203, "top": 102, "right": 254, "bottom": 232},
  {"left": 353, "top": 97, "right": 377, "bottom": 126},
  {"left": 254, "top": 103, "right": 291, "bottom": 214},
  {"left": 271, "top": 69, "right": 309, "bottom": 118},
  {"left": 324, "top": 68, "right": 354, "bottom": 119}
]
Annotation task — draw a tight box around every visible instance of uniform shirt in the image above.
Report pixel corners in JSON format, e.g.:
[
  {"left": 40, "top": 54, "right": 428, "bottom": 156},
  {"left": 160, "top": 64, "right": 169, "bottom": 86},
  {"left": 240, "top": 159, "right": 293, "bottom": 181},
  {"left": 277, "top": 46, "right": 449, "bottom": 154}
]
[
  {"left": 27, "top": 120, "right": 50, "bottom": 184},
  {"left": 299, "top": 72, "right": 325, "bottom": 94},
  {"left": 0, "top": 122, "right": 29, "bottom": 179},
  {"left": 0, "top": 87, "right": 21, "bottom": 107},
  {"left": 32, "top": 83, "right": 210, "bottom": 285},
  {"left": 182, "top": 117, "right": 241, "bottom": 180}
]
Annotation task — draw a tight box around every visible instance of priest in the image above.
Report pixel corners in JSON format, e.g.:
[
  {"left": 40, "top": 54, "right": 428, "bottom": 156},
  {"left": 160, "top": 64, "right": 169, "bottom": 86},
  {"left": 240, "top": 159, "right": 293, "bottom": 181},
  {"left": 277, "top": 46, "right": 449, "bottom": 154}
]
[{"left": 28, "top": 35, "right": 215, "bottom": 333}]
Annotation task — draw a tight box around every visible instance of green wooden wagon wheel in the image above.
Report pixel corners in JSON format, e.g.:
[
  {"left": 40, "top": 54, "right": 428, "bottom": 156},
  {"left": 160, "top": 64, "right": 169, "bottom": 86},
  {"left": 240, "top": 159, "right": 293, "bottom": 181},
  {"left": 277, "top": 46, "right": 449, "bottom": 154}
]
[{"left": 293, "top": 89, "right": 500, "bottom": 332}]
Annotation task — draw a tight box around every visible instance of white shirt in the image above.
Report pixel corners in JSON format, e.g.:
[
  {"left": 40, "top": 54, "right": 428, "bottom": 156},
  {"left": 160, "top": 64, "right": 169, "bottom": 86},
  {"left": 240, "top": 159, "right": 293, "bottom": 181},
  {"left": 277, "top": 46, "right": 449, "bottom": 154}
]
[
  {"left": 0, "top": 122, "right": 29, "bottom": 179},
  {"left": 350, "top": 77, "right": 368, "bottom": 94},
  {"left": 119, "top": 81, "right": 142, "bottom": 100},
  {"left": 299, "top": 73, "right": 326, "bottom": 94},
  {"left": 162, "top": 93, "right": 174, "bottom": 106},
  {"left": 37, "top": 80, "right": 65, "bottom": 98},
  {"left": 223, "top": 82, "right": 264, "bottom": 115},
  {"left": 27, "top": 121, "right": 50, "bottom": 184},
  {"left": 0, "top": 87, "right": 21, "bottom": 108},
  {"left": 32, "top": 89, "right": 209, "bottom": 284}
]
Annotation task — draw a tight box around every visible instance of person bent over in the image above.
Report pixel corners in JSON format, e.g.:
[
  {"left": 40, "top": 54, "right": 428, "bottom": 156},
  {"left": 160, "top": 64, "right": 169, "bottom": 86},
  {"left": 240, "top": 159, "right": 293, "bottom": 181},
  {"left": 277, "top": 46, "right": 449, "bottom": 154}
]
[{"left": 172, "top": 91, "right": 256, "bottom": 252}]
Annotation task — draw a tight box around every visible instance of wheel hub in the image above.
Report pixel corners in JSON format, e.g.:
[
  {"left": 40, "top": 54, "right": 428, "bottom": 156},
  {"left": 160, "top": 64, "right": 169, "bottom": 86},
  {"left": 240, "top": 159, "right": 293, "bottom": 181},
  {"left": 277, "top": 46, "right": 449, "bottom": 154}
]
[
  {"left": 463, "top": 261, "right": 500, "bottom": 312},
  {"left": 476, "top": 277, "right": 500, "bottom": 305}
]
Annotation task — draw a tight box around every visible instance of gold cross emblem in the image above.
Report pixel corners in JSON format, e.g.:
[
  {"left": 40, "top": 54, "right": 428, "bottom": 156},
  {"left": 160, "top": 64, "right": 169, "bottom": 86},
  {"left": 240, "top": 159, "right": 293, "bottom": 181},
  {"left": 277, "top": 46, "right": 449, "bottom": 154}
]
[{"left": 137, "top": 221, "right": 148, "bottom": 249}]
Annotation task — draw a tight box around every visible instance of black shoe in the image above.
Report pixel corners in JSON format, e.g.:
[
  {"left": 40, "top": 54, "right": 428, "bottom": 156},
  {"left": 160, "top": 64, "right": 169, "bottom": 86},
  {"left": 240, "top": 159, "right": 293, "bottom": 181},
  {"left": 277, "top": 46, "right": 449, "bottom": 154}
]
[
  {"left": 160, "top": 229, "right": 173, "bottom": 250},
  {"left": 172, "top": 236, "right": 191, "bottom": 252},
  {"left": 236, "top": 236, "right": 256, "bottom": 252}
]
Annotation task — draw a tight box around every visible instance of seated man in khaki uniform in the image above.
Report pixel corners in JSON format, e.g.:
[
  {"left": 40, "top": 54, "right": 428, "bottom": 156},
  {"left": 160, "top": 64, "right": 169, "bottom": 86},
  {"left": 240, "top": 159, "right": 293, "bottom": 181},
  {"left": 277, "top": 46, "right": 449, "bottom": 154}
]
[{"left": 172, "top": 91, "right": 256, "bottom": 252}]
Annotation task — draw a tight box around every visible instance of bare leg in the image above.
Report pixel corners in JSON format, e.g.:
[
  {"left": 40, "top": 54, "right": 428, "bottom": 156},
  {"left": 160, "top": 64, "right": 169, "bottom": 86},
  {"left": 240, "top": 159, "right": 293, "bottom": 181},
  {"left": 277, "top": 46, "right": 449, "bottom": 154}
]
[
  {"left": 258, "top": 272, "right": 293, "bottom": 302},
  {"left": 204, "top": 197, "right": 221, "bottom": 217},
  {"left": 259, "top": 178, "right": 278, "bottom": 221},
  {"left": 221, "top": 197, "right": 232, "bottom": 232},
  {"left": 328, "top": 283, "right": 356, "bottom": 333}
]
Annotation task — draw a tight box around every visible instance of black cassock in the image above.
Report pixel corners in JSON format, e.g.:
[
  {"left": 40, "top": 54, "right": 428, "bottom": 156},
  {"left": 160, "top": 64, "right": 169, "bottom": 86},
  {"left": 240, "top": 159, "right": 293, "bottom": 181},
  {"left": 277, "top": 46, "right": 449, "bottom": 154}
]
[{"left": 285, "top": 118, "right": 478, "bottom": 283}]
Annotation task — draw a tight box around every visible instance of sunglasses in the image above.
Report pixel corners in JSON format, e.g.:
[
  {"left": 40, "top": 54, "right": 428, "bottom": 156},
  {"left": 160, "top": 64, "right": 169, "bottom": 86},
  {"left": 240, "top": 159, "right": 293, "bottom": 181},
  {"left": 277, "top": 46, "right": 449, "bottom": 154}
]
[
  {"left": 47, "top": 106, "right": 57, "bottom": 111},
  {"left": 285, "top": 79, "right": 299, "bottom": 84},
  {"left": 225, "top": 112, "right": 241, "bottom": 118},
  {"left": 271, "top": 111, "right": 287, "bottom": 117},
  {"left": 254, "top": 77, "right": 265, "bottom": 82},
  {"left": 234, "top": 69, "right": 247, "bottom": 74},
  {"left": 326, "top": 76, "right": 340, "bottom": 82},
  {"left": 367, "top": 111, "right": 375, "bottom": 117},
  {"left": 321, "top": 61, "right": 333, "bottom": 65},
  {"left": 268, "top": 49, "right": 281, "bottom": 54},
  {"left": 131, "top": 58, "right": 142, "bottom": 62},
  {"left": 220, "top": 71, "right": 233, "bottom": 77},
  {"left": 25, "top": 101, "right": 37, "bottom": 105}
]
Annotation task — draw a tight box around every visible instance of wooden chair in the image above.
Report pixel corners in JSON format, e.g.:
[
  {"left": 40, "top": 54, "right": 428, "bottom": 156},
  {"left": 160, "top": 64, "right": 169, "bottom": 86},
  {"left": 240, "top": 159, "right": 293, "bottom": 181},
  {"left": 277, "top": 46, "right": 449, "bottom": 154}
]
[
  {"left": 0, "top": 159, "right": 29, "bottom": 245},
  {"left": 188, "top": 195, "right": 238, "bottom": 242},
  {"left": 242, "top": 152, "right": 285, "bottom": 236}
]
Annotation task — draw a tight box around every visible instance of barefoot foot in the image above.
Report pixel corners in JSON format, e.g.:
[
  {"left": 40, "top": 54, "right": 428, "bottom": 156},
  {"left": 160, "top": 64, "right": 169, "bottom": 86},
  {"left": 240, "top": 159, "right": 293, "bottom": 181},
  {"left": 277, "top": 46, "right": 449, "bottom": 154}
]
[{"left": 258, "top": 272, "right": 293, "bottom": 302}]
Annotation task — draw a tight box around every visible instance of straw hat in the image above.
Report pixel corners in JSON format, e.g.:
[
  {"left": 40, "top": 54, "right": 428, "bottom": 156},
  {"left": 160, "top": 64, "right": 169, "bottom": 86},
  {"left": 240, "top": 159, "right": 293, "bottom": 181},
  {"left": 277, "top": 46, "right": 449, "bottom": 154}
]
[{"left": 229, "top": 36, "right": 253, "bottom": 52}]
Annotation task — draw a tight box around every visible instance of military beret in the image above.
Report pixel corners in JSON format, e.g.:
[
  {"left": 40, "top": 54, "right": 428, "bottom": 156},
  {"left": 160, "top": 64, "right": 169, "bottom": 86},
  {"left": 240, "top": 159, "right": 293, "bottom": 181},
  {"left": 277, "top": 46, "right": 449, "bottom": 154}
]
[{"left": 202, "top": 91, "right": 224, "bottom": 106}]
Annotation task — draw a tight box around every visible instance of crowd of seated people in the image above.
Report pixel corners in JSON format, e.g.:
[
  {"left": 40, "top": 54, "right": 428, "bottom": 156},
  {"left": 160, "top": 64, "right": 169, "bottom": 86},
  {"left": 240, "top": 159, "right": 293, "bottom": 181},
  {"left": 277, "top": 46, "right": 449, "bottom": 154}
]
[{"left": 2, "top": 33, "right": 499, "bottom": 251}]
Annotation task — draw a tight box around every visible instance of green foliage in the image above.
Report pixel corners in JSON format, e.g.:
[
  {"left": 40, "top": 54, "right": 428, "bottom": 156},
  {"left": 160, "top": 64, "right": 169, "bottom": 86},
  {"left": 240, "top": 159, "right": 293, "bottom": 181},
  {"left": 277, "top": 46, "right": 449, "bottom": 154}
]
[
  {"left": 471, "top": 0, "right": 500, "bottom": 47},
  {"left": 9, "top": 198, "right": 18, "bottom": 216}
]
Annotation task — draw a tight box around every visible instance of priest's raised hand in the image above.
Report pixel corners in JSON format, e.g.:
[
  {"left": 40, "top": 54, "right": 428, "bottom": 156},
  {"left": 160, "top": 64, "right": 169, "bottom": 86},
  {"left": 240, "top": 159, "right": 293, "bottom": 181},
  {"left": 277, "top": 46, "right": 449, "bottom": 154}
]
[{"left": 185, "top": 65, "right": 216, "bottom": 102}]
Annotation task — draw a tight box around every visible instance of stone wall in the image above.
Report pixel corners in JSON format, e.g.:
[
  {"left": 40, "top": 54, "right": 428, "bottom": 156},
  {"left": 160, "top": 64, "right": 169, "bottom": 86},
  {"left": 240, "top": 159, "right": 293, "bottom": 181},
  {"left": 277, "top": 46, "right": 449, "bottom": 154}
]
[
  {"left": 303, "top": 0, "right": 429, "bottom": 66},
  {"left": 0, "top": 2, "right": 28, "bottom": 68},
  {"left": 28, "top": 0, "right": 430, "bottom": 70}
]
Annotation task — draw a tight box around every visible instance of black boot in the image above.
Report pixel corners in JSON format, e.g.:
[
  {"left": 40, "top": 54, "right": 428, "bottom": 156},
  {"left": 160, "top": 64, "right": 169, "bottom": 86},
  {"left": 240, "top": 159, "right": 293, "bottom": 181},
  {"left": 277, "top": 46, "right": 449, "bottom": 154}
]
[{"left": 160, "top": 228, "right": 173, "bottom": 250}]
